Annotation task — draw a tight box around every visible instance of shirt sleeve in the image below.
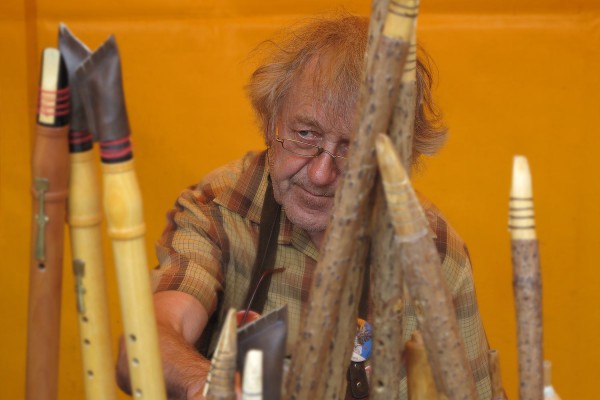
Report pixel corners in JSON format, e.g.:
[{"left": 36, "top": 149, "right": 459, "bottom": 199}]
[{"left": 151, "top": 183, "right": 228, "bottom": 316}]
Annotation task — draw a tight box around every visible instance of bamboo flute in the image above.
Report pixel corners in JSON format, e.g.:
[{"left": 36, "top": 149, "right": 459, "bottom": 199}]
[
  {"left": 76, "top": 36, "right": 166, "bottom": 399},
  {"left": 59, "top": 24, "right": 117, "bottom": 400},
  {"left": 25, "top": 48, "right": 70, "bottom": 400},
  {"left": 509, "top": 155, "right": 544, "bottom": 400},
  {"left": 284, "top": 3, "right": 415, "bottom": 398},
  {"left": 488, "top": 349, "right": 506, "bottom": 400},
  {"left": 369, "top": 5, "right": 419, "bottom": 399},
  {"left": 405, "top": 331, "right": 445, "bottom": 400},
  {"left": 205, "top": 308, "right": 237, "bottom": 400},
  {"left": 375, "top": 133, "right": 478, "bottom": 400}
]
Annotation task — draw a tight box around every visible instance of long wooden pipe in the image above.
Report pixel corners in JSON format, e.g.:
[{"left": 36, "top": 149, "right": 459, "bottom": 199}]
[
  {"left": 59, "top": 24, "right": 117, "bottom": 400},
  {"left": 509, "top": 155, "right": 543, "bottom": 400},
  {"left": 26, "top": 47, "right": 70, "bottom": 400},
  {"left": 285, "top": 2, "right": 416, "bottom": 398},
  {"left": 76, "top": 36, "right": 166, "bottom": 399},
  {"left": 369, "top": 3, "right": 419, "bottom": 398},
  {"left": 375, "top": 133, "right": 478, "bottom": 400}
]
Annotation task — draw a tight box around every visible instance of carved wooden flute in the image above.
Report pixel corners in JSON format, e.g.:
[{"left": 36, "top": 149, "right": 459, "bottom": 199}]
[
  {"left": 26, "top": 47, "right": 70, "bottom": 400},
  {"left": 509, "top": 156, "right": 544, "bottom": 400},
  {"left": 375, "top": 133, "right": 478, "bottom": 400},
  {"left": 285, "top": 2, "right": 415, "bottom": 399},
  {"left": 77, "top": 36, "right": 166, "bottom": 399},
  {"left": 59, "top": 24, "right": 117, "bottom": 400}
]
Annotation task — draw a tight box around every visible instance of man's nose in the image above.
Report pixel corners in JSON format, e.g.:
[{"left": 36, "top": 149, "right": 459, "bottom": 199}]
[{"left": 306, "top": 152, "right": 339, "bottom": 187}]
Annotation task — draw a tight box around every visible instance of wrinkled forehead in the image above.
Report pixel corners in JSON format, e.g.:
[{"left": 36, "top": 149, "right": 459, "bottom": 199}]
[{"left": 281, "top": 53, "right": 360, "bottom": 135}]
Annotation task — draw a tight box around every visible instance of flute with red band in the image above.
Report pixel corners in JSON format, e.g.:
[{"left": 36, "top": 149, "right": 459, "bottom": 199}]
[
  {"left": 509, "top": 156, "right": 544, "bottom": 400},
  {"left": 77, "top": 36, "right": 166, "bottom": 399},
  {"left": 59, "top": 24, "right": 117, "bottom": 400},
  {"left": 26, "top": 48, "right": 70, "bottom": 400}
]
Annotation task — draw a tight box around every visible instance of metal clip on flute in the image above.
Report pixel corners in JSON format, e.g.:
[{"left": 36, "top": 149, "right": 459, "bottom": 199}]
[
  {"left": 59, "top": 24, "right": 117, "bottom": 400},
  {"left": 26, "top": 47, "right": 70, "bottom": 400},
  {"left": 77, "top": 36, "right": 166, "bottom": 399},
  {"left": 375, "top": 133, "right": 478, "bottom": 400},
  {"left": 509, "top": 156, "right": 544, "bottom": 400}
]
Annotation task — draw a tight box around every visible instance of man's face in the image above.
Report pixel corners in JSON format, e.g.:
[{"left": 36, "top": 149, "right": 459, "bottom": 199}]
[{"left": 269, "top": 67, "right": 352, "bottom": 245}]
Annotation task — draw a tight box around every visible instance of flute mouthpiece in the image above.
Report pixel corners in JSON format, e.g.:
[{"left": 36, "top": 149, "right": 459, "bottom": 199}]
[{"left": 509, "top": 155, "right": 536, "bottom": 240}]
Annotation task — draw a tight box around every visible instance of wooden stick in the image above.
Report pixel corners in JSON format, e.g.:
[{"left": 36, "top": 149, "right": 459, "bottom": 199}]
[
  {"left": 509, "top": 155, "right": 543, "bottom": 400},
  {"left": 284, "top": 3, "right": 414, "bottom": 398},
  {"left": 488, "top": 349, "right": 506, "bottom": 400},
  {"left": 370, "top": 3, "right": 419, "bottom": 399},
  {"left": 405, "top": 331, "right": 445, "bottom": 400},
  {"left": 375, "top": 133, "right": 478, "bottom": 400},
  {"left": 205, "top": 308, "right": 237, "bottom": 400},
  {"left": 26, "top": 48, "right": 70, "bottom": 400}
]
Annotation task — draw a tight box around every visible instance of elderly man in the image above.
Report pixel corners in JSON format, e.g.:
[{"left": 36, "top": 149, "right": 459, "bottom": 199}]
[{"left": 117, "top": 13, "right": 491, "bottom": 400}]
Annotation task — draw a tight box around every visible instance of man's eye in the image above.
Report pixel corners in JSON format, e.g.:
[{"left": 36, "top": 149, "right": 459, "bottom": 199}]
[{"left": 297, "top": 130, "right": 313, "bottom": 140}]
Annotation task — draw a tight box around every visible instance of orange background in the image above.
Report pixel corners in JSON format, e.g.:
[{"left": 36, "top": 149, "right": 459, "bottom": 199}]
[{"left": 1, "top": 0, "right": 599, "bottom": 398}]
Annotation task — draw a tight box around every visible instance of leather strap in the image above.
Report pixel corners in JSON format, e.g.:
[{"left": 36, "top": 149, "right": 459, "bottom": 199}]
[
  {"left": 347, "top": 361, "right": 370, "bottom": 399},
  {"left": 242, "top": 177, "right": 282, "bottom": 314}
]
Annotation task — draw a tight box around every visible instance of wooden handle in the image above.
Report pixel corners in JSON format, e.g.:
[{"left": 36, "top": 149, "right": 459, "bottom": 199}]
[
  {"left": 68, "top": 148, "right": 116, "bottom": 400},
  {"left": 510, "top": 155, "right": 544, "bottom": 400},
  {"left": 102, "top": 159, "right": 166, "bottom": 399}
]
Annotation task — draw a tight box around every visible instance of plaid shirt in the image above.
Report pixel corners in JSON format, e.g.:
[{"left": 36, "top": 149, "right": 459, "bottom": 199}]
[{"left": 152, "top": 150, "right": 491, "bottom": 399}]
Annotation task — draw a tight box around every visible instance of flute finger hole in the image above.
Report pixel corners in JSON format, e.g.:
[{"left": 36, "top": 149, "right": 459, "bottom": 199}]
[
  {"left": 37, "top": 263, "right": 45, "bottom": 270},
  {"left": 134, "top": 388, "right": 142, "bottom": 397},
  {"left": 83, "top": 338, "right": 91, "bottom": 346},
  {"left": 129, "top": 334, "right": 137, "bottom": 342},
  {"left": 132, "top": 358, "right": 140, "bottom": 367},
  {"left": 86, "top": 370, "right": 94, "bottom": 378}
]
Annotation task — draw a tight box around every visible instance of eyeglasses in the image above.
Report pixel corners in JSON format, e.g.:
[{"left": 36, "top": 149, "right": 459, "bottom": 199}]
[{"left": 274, "top": 128, "right": 347, "bottom": 163}]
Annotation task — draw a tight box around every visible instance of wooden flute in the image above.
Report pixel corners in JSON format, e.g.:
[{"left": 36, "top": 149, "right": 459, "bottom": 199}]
[
  {"left": 285, "top": 2, "right": 416, "bottom": 398},
  {"left": 375, "top": 133, "right": 478, "bottom": 400},
  {"left": 59, "top": 24, "right": 117, "bottom": 400},
  {"left": 77, "top": 36, "right": 166, "bottom": 399},
  {"left": 509, "top": 156, "right": 544, "bottom": 400},
  {"left": 26, "top": 48, "right": 70, "bottom": 400}
]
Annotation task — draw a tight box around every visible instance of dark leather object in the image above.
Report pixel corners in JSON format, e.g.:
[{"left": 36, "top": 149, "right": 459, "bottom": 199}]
[
  {"left": 346, "top": 361, "right": 369, "bottom": 399},
  {"left": 75, "top": 35, "right": 130, "bottom": 143},
  {"left": 58, "top": 24, "right": 91, "bottom": 135},
  {"left": 237, "top": 306, "right": 287, "bottom": 400}
]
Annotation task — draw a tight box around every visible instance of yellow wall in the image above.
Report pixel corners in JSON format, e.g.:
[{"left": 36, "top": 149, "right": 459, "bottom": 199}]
[{"left": 1, "top": 0, "right": 598, "bottom": 398}]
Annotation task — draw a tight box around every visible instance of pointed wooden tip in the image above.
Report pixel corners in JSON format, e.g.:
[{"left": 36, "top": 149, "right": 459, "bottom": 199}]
[
  {"left": 511, "top": 155, "right": 532, "bottom": 199},
  {"left": 205, "top": 308, "right": 237, "bottom": 400}
]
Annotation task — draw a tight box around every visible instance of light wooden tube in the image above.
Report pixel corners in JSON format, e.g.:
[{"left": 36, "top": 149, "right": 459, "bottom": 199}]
[
  {"left": 242, "top": 350, "right": 263, "bottom": 400},
  {"left": 488, "top": 349, "right": 506, "bottom": 400},
  {"left": 26, "top": 48, "right": 70, "bottom": 400},
  {"left": 102, "top": 159, "right": 166, "bottom": 399},
  {"left": 375, "top": 134, "right": 478, "bottom": 400},
  {"left": 405, "top": 331, "right": 444, "bottom": 400},
  {"left": 68, "top": 147, "right": 116, "bottom": 400},
  {"left": 205, "top": 308, "right": 237, "bottom": 400},
  {"left": 370, "top": 4, "right": 419, "bottom": 399},
  {"left": 284, "top": 4, "right": 415, "bottom": 399},
  {"left": 509, "top": 155, "right": 543, "bottom": 400}
]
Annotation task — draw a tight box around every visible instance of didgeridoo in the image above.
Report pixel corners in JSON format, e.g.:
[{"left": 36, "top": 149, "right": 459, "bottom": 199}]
[
  {"left": 59, "top": 24, "right": 117, "bottom": 400},
  {"left": 375, "top": 133, "right": 478, "bottom": 400},
  {"left": 26, "top": 48, "right": 70, "bottom": 400},
  {"left": 285, "top": 2, "right": 416, "bottom": 399},
  {"left": 369, "top": 2, "right": 419, "bottom": 399},
  {"left": 77, "top": 36, "right": 166, "bottom": 399},
  {"left": 509, "top": 156, "right": 543, "bottom": 400}
]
